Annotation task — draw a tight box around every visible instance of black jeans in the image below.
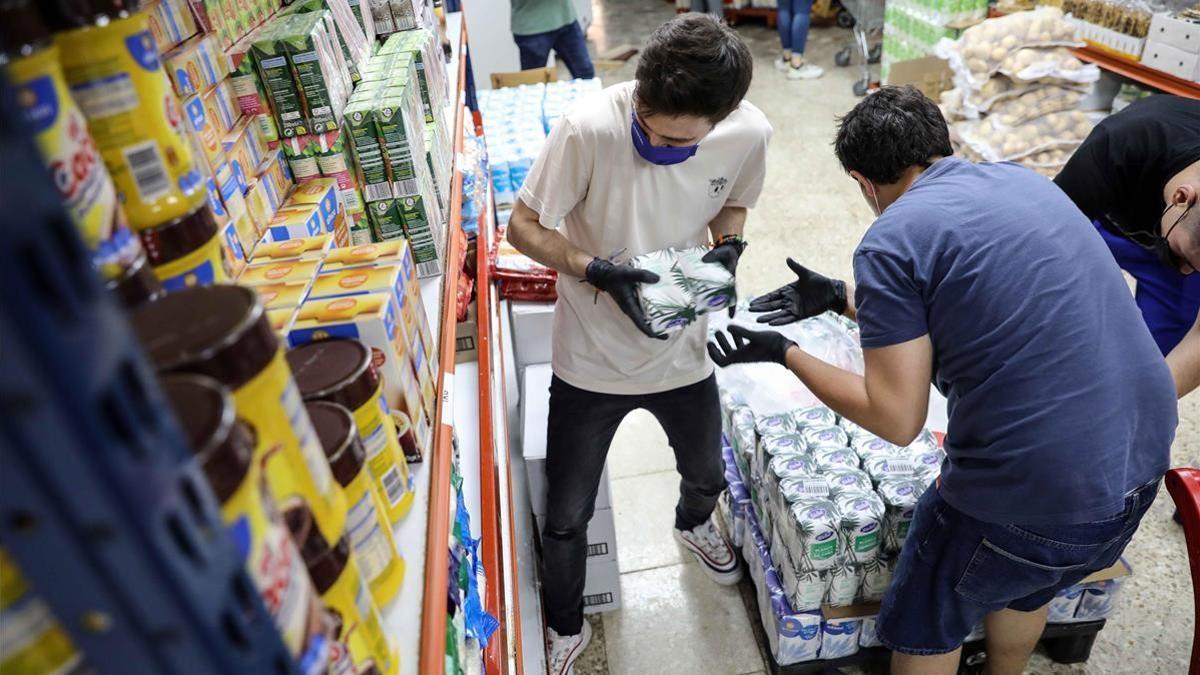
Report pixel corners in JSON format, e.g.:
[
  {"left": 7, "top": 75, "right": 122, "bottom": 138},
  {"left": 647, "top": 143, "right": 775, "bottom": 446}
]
[
  {"left": 541, "top": 374, "right": 726, "bottom": 635},
  {"left": 512, "top": 22, "right": 596, "bottom": 80}
]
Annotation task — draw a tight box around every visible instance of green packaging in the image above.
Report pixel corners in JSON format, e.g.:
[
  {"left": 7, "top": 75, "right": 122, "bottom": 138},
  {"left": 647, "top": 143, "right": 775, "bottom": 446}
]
[
  {"left": 283, "top": 13, "right": 342, "bottom": 135},
  {"left": 252, "top": 22, "right": 306, "bottom": 138},
  {"left": 344, "top": 93, "right": 392, "bottom": 203},
  {"left": 397, "top": 193, "right": 442, "bottom": 278},
  {"left": 367, "top": 199, "right": 404, "bottom": 241},
  {"left": 374, "top": 67, "right": 426, "bottom": 200}
]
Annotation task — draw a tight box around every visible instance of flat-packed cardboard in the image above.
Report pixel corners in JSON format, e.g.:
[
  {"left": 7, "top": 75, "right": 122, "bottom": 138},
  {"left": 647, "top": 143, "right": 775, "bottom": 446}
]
[{"left": 884, "top": 56, "right": 955, "bottom": 99}]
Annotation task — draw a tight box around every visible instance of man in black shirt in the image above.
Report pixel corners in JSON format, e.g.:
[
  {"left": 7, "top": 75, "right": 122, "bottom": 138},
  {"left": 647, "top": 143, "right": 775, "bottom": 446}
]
[{"left": 1055, "top": 94, "right": 1200, "bottom": 397}]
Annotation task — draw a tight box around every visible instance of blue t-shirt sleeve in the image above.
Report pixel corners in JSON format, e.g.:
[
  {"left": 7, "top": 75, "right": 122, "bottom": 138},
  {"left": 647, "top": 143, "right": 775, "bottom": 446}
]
[{"left": 853, "top": 248, "right": 929, "bottom": 349}]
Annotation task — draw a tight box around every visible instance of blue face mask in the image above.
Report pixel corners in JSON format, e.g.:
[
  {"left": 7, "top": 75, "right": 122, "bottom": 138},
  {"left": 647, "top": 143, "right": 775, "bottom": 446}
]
[{"left": 631, "top": 113, "right": 699, "bottom": 166}]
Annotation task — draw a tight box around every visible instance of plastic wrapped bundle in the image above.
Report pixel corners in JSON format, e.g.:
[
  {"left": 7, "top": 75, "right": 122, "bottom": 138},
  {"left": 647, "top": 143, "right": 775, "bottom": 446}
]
[
  {"left": 676, "top": 246, "right": 736, "bottom": 314},
  {"left": 824, "top": 563, "right": 863, "bottom": 607},
  {"left": 1075, "top": 578, "right": 1124, "bottom": 620},
  {"left": 638, "top": 273, "right": 696, "bottom": 334},
  {"left": 729, "top": 406, "right": 757, "bottom": 480},
  {"left": 780, "top": 561, "right": 828, "bottom": 612},
  {"left": 838, "top": 417, "right": 876, "bottom": 443},
  {"left": 813, "top": 446, "right": 860, "bottom": 473},
  {"left": 776, "top": 613, "right": 823, "bottom": 664},
  {"left": 912, "top": 448, "right": 946, "bottom": 479},
  {"left": 756, "top": 432, "right": 807, "bottom": 483},
  {"left": 824, "top": 468, "right": 875, "bottom": 498},
  {"left": 878, "top": 478, "right": 925, "bottom": 553},
  {"left": 858, "top": 556, "right": 894, "bottom": 602},
  {"left": 863, "top": 455, "right": 918, "bottom": 485},
  {"left": 903, "top": 429, "right": 940, "bottom": 454},
  {"left": 801, "top": 424, "right": 850, "bottom": 451},
  {"left": 756, "top": 412, "right": 798, "bottom": 438},
  {"left": 766, "top": 455, "right": 820, "bottom": 506},
  {"left": 818, "top": 619, "right": 862, "bottom": 660},
  {"left": 859, "top": 616, "right": 883, "bottom": 648},
  {"left": 781, "top": 500, "right": 842, "bottom": 572},
  {"left": 833, "top": 491, "right": 885, "bottom": 562},
  {"left": 1046, "top": 585, "right": 1085, "bottom": 623},
  {"left": 852, "top": 435, "right": 901, "bottom": 460},
  {"left": 791, "top": 405, "right": 837, "bottom": 430}
]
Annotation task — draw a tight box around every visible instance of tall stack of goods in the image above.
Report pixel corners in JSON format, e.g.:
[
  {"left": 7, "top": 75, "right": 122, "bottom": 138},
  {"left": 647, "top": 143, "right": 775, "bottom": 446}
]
[
  {"left": 882, "top": 0, "right": 989, "bottom": 83},
  {"left": 1062, "top": 0, "right": 1152, "bottom": 61},
  {"left": 936, "top": 7, "right": 1102, "bottom": 177}
]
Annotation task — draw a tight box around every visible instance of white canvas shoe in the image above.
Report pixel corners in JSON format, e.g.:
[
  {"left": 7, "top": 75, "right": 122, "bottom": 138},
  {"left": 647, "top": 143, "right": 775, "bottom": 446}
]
[
  {"left": 788, "top": 63, "right": 825, "bottom": 80},
  {"left": 674, "top": 518, "right": 743, "bottom": 585},
  {"left": 546, "top": 619, "right": 593, "bottom": 675},
  {"left": 774, "top": 56, "right": 791, "bottom": 72}
]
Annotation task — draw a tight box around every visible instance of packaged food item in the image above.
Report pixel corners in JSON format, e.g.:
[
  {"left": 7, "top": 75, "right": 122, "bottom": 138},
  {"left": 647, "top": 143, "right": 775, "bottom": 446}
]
[
  {"left": 832, "top": 491, "right": 885, "bottom": 562},
  {"left": 878, "top": 478, "right": 925, "bottom": 553},
  {"left": 252, "top": 21, "right": 306, "bottom": 138},
  {"left": 159, "top": 374, "right": 326, "bottom": 663},
  {"left": 304, "top": 400, "right": 406, "bottom": 609},
  {"left": 138, "top": 204, "right": 232, "bottom": 291},
  {"left": 911, "top": 448, "right": 946, "bottom": 479},
  {"left": 106, "top": 249, "right": 166, "bottom": 309},
  {"left": 944, "top": 7, "right": 1081, "bottom": 82},
  {"left": 268, "top": 307, "right": 298, "bottom": 336},
  {"left": 851, "top": 435, "right": 901, "bottom": 460},
  {"left": 781, "top": 499, "right": 842, "bottom": 572},
  {"left": 286, "top": 504, "right": 399, "bottom": 675},
  {"left": 288, "top": 293, "right": 431, "bottom": 461},
  {"left": 283, "top": 12, "right": 349, "bottom": 135},
  {"left": 813, "top": 446, "right": 859, "bottom": 473},
  {"left": 163, "top": 33, "right": 227, "bottom": 98},
  {"left": 224, "top": 117, "right": 270, "bottom": 193},
  {"left": 1074, "top": 578, "right": 1124, "bottom": 620},
  {"left": 0, "top": 548, "right": 85, "bottom": 674},
  {"left": 253, "top": 234, "right": 335, "bottom": 263},
  {"left": 801, "top": 424, "right": 850, "bottom": 451},
  {"left": 238, "top": 258, "right": 322, "bottom": 287},
  {"left": 132, "top": 285, "right": 348, "bottom": 545},
  {"left": 50, "top": 2, "right": 206, "bottom": 229},
  {"left": 778, "top": 558, "right": 828, "bottom": 612},
  {"left": 264, "top": 203, "right": 326, "bottom": 243},
  {"left": 287, "top": 177, "right": 343, "bottom": 235},
  {"left": 791, "top": 406, "right": 837, "bottom": 430},
  {"left": 289, "top": 339, "right": 414, "bottom": 524},
  {"left": 675, "top": 247, "right": 736, "bottom": 314},
  {"left": 252, "top": 282, "right": 313, "bottom": 311},
  {"left": 903, "top": 428, "right": 941, "bottom": 454},
  {"left": 1, "top": 1, "right": 145, "bottom": 284},
  {"left": 859, "top": 616, "right": 883, "bottom": 648},
  {"left": 818, "top": 618, "right": 861, "bottom": 660}
]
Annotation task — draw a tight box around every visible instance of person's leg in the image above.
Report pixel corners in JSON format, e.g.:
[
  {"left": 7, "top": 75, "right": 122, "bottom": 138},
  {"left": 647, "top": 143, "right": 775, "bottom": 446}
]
[
  {"left": 550, "top": 22, "right": 595, "bottom": 80},
  {"left": 706, "top": 0, "right": 725, "bottom": 17},
  {"left": 541, "top": 376, "right": 635, "bottom": 636},
  {"left": 512, "top": 30, "right": 555, "bottom": 71},
  {"left": 891, "top": 651, "right": 961, "bottom": 675},
  {"left": 791, "top": 0, "right": 814, "bottom": 64},
  {"left": 640, "top": 375, "right": 726, "bottom": 530},
  {"left": 777, "top": 0, "right": 794, "bottom": 60},
  {"left": 982, "top": 605, "right": 1049, "bottom": 675}
]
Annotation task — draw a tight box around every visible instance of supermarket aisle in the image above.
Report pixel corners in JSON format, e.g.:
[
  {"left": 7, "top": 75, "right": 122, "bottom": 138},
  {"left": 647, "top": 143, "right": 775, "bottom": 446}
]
[{"left": 559, "top": 1, "right": 1197, "bottom": 673}]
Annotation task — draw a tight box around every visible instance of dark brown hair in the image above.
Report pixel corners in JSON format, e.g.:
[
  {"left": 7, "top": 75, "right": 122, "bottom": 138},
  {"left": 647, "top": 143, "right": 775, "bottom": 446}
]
[{"left": 634, "top": 14, "right": 753, "bottom": 123}]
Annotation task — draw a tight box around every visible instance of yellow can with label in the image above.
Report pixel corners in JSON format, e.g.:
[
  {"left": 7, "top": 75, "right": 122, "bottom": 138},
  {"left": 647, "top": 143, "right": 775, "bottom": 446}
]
[
  {"left": 159, "top": 374, "right": 326, "bottom": 662},
  {"left": 305, "top": 401, "right": 405, "bottom": 609},
  {"left": 140, "top": 205, "right": 231, "bottom": 291},
  {"left": 287, "top": 508, "right": 399, "bottom": 675},
  {"left": 132, "top": 285, "right": 348, "bottom": 546},
  {"left": 3, "top": 6, "right": 141, "bottom": 283},
  {"left": 53, "top": 9, "right": 205, "bottom": 229},
  {"left": 0, "top": 548, "right": 83, "bottom": 675},
  {"left": 287, "top": 339, "right": 414, "bottom": 526}
]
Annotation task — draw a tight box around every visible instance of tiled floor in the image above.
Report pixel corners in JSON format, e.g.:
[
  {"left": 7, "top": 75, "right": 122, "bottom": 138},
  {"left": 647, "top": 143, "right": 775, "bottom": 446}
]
[{"left": 554, "top": 0, "right": 1197, "bottom": 673}]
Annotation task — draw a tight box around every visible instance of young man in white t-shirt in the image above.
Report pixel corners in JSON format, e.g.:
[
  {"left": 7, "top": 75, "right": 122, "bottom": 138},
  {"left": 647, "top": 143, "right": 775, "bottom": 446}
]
[{"left": 507, "top": 14, "right": 772, "bottom": 674}]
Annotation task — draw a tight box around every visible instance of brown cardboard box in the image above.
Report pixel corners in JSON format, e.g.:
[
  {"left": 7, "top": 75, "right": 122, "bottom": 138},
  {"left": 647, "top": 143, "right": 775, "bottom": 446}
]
[{"left": 885, "top": 56, "right": 955, "bottom": 101}]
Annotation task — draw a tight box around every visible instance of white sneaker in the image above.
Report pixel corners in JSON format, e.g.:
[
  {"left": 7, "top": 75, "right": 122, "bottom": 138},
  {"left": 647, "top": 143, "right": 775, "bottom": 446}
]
[
  {"left": 674, "top": 518, "right": 742, "bottom": 585},
  {"left": 773, "top": 56, "right": 790, "bottom": 72},
  {"left": 546, "top": 619, "right": 592, "bottom": 675},
  {"left": 788, "top": 63, "right": 825, "bottom": 80}
]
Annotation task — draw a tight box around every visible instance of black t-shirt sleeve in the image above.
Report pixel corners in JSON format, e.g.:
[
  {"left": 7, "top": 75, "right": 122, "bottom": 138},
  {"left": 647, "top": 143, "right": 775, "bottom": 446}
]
[{"left": 1054, "top": 125, "right": 1116, "bottom": 223}]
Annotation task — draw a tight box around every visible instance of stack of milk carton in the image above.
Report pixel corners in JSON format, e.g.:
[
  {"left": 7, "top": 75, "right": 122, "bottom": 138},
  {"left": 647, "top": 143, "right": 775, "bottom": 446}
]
[{"left": 478, "top": 79, "right": 603, "bottom": 210}]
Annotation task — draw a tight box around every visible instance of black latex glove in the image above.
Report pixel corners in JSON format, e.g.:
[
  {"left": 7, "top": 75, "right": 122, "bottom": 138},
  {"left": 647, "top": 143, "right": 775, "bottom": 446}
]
[
  {"left": 701, "top": 240, "right": 745, "bottom": 317},
  {"left": 585, "top": 258, "right": 667, "bottom": 340},
  {"left": 707, "top": 325, "right": 796, "bottom": 367},
  {"left": 749, "top": 258, "right": 847, "bottom": 326}
]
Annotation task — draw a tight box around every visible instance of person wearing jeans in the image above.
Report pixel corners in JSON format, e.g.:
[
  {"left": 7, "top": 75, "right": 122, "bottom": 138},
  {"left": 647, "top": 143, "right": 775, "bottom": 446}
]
[
  {"left": 511, "top": 0, "right": 596, "bottom": 79},
  {"left": 775, "top": 0, "right": 824, "bottom": 79},
  {"left": 690, "top": 0, "right": 725, "bottom": 18},
  {"left": 505, "top": 15, "right": 771, "bottom": 675}
]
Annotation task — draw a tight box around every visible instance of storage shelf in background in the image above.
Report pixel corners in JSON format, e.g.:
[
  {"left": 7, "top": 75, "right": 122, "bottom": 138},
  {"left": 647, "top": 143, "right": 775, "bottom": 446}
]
[{"left": 1072, "top": 46, "right": 1200, "bottom": 99}]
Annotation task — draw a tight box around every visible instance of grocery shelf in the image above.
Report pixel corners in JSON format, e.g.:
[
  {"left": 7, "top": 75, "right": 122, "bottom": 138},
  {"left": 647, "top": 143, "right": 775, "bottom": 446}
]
[{"left": 1072, "top": 46, "right": 1200, "bottom": 99}]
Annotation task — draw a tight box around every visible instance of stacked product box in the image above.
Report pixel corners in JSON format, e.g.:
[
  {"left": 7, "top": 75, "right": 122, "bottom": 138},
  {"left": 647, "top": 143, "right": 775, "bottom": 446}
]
[
  {"left": 881, "top": 0, "right": 988, "bottom": 83},
  {"left": 251, "top": 11, "right": 352, "bottom": 140},
  {"left": 147, "top": 0, "right": 201, "bottom": 53},
  {"left": 188, "top": 0, "right": 286, "bottom": 51}
]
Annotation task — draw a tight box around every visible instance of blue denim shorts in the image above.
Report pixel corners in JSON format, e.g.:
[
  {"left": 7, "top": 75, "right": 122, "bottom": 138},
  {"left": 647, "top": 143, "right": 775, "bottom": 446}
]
[{"left": 876, "top": 478, "right": 1159, "bottom": 655}]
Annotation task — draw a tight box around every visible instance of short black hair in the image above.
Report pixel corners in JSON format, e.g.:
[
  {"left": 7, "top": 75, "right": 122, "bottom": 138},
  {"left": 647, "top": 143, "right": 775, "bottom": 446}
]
[
  {"left": 634, "top": 14, "right": 753, "bottom": 123},
  {"left": 834, "top": 86, "right": 953, "bottom": 185}
]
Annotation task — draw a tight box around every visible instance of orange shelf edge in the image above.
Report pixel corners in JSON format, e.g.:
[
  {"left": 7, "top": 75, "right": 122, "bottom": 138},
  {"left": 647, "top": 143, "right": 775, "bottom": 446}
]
[
  {"left": 1072, "top": 46, "right": 1200, "bottom": 99},
  {"left": 419, "top": 19, "right": 470, "bottom": 675}
]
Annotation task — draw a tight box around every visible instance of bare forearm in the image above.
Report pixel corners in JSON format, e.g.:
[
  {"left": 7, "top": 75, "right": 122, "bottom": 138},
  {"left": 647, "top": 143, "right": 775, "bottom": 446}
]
[
  {"left": 843, "top": 283, "right": 857, "bottom": 321},
  {"left": 1167, "top": 314, "right": 1200, "bottom": 398},
  {"left": 708, "top": 205, "right": 747, "bottom": 241},
  {"left": 508, "top": 200, "right": 593, "bottom": 278}
]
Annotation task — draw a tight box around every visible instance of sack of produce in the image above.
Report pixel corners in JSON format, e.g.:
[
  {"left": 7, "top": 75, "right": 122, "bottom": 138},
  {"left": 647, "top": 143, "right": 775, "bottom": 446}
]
[
  {"left": 863, "top": 454, "right": 918, "bottom": 485},
  {"left": 791, "top": 405, "right": 837, "bottom": 430},
  {"left": 988, "top": 84, "right": 1088, "bottom": 126},
  {"left": 858, "top": 556, "right": 894, "bottom": 602},
  {"left": 833, "top": 491, "right": 885, "bottom": 562},
  {"left": 953, "top": 110, "right": 1094, "bottom": 162},
  {"left": 940, "top": 7, "right": 1082, "bottom": 87},
  {"left": 997, "top": 46, "right": 1099, "bottom": 85},
  {"left": 781, "top": 499, "right": 843, "bottom": 571},
  {"left": 676, "top": 246, "right": 736, "bottom": 314},
  {"left": 824, "top": 468, "right": 875, "bottom": 497},
  {"left": 813, "top": 446, "right": 861, "bottom": 473},
  {"left": 818, "top": 618, "right": 862, "bottom": 660},
  {"left": 1017, "top": 146, "right": 1075, "bottom": 177},
  {"left": 801, "top": 424, "right": 850, "bottom": 451},
  {"left": 824, "top": 563, "right": 862, "bottom": 607},
  {"left": 878, "top": 478, "right": 925, "bottom": 553}
]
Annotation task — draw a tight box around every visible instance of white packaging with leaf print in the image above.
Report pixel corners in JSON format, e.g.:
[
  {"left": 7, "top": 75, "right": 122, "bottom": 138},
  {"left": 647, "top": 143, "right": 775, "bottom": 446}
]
[
  {"left": 791, "top": 405, "right": 837, "bottom": 430},
  {"left": 879, "top": 478, "right": 925, "bottom": 553},
  {"left": 676, "top": 246, "right": 737, "bottom": 315},
  {"left": 833, "top": 491, "right": 885, "bottom": 563},
  {"left": 631, "top": 246, "right": 735, "bottom": 333},
  {"left": 781, "top": 499, "right": 842, "bottom": 572},
  {"left": 818, "top": 618, "right": 862, "bottom": 660},
  {"left": 824, "top": 564, "right": 862, "bottom": 607},
  {"left": 858, "top": 556, "right": 893, "bottom": 602}
]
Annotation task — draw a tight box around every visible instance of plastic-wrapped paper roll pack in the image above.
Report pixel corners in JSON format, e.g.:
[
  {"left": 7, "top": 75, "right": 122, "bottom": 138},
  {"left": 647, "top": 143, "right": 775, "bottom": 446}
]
[{"left": 631, "top": 246, "right": 735, "bottom": 334}]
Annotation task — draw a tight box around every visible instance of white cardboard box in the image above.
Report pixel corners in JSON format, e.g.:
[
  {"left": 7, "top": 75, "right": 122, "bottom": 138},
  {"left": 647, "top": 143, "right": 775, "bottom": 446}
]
[
  {"left": 521, "top": 363, "right": 613, "bottom": 516},
  {"left": 1148, "top": 13, "right": 1200, "bottom": 56},
  {"left": 509, "top": 300, "right": 555, "bottom": 369},
  {"left": 583, "top": 558, "right": 621, "bottom": 614},
  {"left": 1141, "top": 40, "right": 1200, "bottom": 82},
  {"left": 535, "top": 507, "right": 618, "bottom": 563}
]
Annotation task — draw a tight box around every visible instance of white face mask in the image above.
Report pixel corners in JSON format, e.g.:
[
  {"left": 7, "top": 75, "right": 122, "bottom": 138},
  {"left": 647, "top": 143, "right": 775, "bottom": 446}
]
[{"left": 866, "top": 180, "right": 882, "bottom": 217}]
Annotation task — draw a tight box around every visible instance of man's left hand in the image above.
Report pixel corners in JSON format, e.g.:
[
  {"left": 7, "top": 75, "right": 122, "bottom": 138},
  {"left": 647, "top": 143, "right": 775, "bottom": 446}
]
[
  {"left": 708, "top": 325, "right": 796, "bottom": 367},
  {"left": 701, "top": 240, "right": 744, "bottom": 275}
]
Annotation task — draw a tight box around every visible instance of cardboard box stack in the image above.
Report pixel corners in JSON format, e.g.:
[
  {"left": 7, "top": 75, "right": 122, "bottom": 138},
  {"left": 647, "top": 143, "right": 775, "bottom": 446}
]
[{"left": 882, "top": 0, "right": 988, "bottom": 83}]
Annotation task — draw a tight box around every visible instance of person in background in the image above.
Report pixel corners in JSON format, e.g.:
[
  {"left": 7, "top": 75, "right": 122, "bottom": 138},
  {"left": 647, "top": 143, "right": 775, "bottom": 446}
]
[
  {"left": 710, "top": 86, "right": 1174, "bottom": 675},
  {"left": 691, "top": 0, "right": 725, "bottom": 18},
  {"left": 510, "top": 0, "right": 596, "bottom": 80},
  {"left": 506, "top": 14, "right": 770, "bottom": 675},
  {"left": 1054, "top": 95, "right": 1200, "bottom": 398},
  {"left": 775, "top": 0, "right": 824, "bottom": 79}
]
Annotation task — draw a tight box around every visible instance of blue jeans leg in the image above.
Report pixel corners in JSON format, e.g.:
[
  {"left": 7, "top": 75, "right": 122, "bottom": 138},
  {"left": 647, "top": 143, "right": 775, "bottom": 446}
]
[
  {"left": 778, "top": 0, "right": 793, "bottom": 51},
  {"left": 512, "top": 30, "right": 556, "bottom": 70},
  {"left": 551, "top": 22, "right": 595, "bottom": 80},
  {"left": 791, "top": 0, "right": 814, "bottom": 55}
]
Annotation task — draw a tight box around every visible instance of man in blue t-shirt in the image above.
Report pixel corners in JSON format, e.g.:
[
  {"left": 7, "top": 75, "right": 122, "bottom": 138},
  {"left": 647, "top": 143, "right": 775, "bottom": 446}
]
[{"left": 709, "top": 86, "right": 1176, "bottom": 675}]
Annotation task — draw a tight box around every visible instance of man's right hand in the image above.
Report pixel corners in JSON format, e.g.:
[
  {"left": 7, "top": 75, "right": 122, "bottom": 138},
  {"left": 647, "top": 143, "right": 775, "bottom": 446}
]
[
  {"left": 585, "top": 258, "right": 668, "bottom": 340},
  {"left": 749, "top": 258, "right": 848, "bottom": 326}
]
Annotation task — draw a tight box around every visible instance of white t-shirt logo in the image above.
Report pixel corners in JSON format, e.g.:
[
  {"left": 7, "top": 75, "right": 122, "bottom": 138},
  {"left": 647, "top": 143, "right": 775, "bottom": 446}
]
[{"left": 708, "top": 177, "right": 728, "bottom": 199}]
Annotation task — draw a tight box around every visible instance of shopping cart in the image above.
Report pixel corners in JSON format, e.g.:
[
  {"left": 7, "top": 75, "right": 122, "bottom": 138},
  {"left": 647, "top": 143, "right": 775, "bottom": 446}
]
[{"left": 833, "top": 0, "right": 885, "bottom": 96}]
